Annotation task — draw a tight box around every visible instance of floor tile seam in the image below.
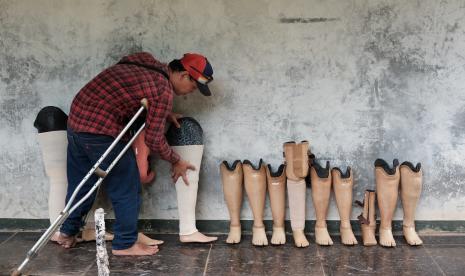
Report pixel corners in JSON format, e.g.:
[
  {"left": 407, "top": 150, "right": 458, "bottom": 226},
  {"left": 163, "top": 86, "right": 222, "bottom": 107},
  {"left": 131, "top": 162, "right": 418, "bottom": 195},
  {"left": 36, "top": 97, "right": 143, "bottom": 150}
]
[
  {"left": 315, "top": 246, "right": 327, "bottom": 276},
  {"left": 202, "top": 243, "right": 213, "bottom": 276},
  {"left": 0, "top": 231, "right": 17, "bottom": 246},
  {"left": 423, "top": 246, "right": 447, "bottom": 276},
  {"left": 81, "top": 262, "right": 95, "bottom": 275}
]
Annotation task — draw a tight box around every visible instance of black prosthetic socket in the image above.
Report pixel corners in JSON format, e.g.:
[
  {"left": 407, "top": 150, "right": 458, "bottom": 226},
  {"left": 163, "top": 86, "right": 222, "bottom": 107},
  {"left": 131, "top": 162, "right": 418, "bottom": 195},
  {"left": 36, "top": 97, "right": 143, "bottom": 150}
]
[
  {"left": 222, "top": 160, "right": 241, "bottom": 171},
  {"left": 166, "top": 117, "right": 203, "bottom": 146},
  {"left": 400, "top": 161, "right": 421, "bottom": 172},
  {"left": 374, "top": 159, "right": 399, "bottom": 175},
  {"left": 243, "top": 159, "right": 264, "bottom": 170},
  {"left": 332, "top": 166, "right": 352, "bottom": 178},
  {"left": 33, "top": 106, "right": 68, "bottom": 133},
  {"left": 312, "top": 160, "right": 331, "bottom": 178},
  {"left": 267, "top": 164, "right": 285, "bottom": 177}
]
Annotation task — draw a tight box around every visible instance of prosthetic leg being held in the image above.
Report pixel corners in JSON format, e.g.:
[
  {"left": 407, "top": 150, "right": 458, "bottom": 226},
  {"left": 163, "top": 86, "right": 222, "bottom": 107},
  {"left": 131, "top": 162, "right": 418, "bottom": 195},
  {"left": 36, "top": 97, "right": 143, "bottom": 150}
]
[
  {"left": 311, "top": 161, "right": 333, "bottom": 246},
  {"left": 400, "top": 161, "right": 423, "bottom": 246},
  {"left": 356, "top": 190, "right": 377, "bottom": 246},
  {"left": 166, "top": 117, "right": 217, "bottom": 243},
  {"left": 220, "top": 160, "right": 243, "bottom": 244},
  {"left": 284, "top": 141, "right": 309, "bottom": 247},
  {"left": 331, "top": 167, "right": 357, "bottom": 245},
  {"left": 375, "top": 159, "right": 400, "bottom": 247},
  {"left": 243, "top": 159, "right": 268, "bottom": 246},
  {"left": 266, "top": 164, "right": 286, "bottom": 245}
]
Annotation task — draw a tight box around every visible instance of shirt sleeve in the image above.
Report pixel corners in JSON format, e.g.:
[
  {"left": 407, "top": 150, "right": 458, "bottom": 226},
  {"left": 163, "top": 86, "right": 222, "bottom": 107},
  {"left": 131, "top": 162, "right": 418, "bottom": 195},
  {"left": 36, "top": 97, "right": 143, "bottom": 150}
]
[{"left": 144, "top": 85, "right": 180, "bottom": 164}]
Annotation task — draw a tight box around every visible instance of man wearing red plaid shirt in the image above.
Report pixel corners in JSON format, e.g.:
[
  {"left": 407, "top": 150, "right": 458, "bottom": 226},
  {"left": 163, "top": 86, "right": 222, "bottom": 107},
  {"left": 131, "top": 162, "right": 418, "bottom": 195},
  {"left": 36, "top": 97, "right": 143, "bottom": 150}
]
[{"left": 56, "top": 52, "right": 214, "bottom": 255}]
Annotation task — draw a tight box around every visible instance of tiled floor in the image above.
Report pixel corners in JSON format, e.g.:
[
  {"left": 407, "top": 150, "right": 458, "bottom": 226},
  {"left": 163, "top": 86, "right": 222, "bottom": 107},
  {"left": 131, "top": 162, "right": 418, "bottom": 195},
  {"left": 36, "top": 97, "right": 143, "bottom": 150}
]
[{"left": 1, "top": 232, "right": 464, "bottom": 275}]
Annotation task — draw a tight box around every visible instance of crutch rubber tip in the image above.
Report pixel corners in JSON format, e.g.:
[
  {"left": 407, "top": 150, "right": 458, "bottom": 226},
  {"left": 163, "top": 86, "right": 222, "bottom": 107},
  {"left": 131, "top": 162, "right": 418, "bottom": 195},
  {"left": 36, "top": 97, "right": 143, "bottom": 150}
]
[
  {"left": 141, "top": 98, "right": 148, "bottom": 109},
  {"left": 11, "top": 269, "right": 22, "bottom": 276}
]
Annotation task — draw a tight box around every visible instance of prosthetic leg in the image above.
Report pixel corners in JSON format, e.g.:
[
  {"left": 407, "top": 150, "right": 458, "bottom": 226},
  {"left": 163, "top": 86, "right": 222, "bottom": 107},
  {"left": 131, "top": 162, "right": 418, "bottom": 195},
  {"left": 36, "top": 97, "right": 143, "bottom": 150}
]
[
  {"left": 331, "top": 167, "right": 357, "bottom": 245},
  {"left": 243, "top": 159, "right": 268, "bottom": 246},
  {"left": 375, "top": 159, "right": 400, "bottom": 247},
  {"left": 284, "top": 141, "right": 309, "bottom": 247},
  {"left": 220, "top": 160, "right": 243, "bottom": 244},
  {"left": 166, "top": 117, "right": 217, "bottom": 243},
  {"left": 400, "top": 161, "right": 423, "bottom": 246},
  {"left": 311, "top": 161, "right": 333, "bottom": 246},
  {"left": 356, "top": 190, "right": 377, "bottom": 246},
  {"left": 266, "top": 164, "right": 286, "bottom": 245}
]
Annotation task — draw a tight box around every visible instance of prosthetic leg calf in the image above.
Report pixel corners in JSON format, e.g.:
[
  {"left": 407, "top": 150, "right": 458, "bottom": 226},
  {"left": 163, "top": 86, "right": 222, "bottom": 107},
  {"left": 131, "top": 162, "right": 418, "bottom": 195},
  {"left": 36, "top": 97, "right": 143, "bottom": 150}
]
[
  {"left": 243, "top": 159, "right": 268, "bottom": 246},
  {"left": 400, "top": 161, "right": 423, "bottom": 246},
  {"left": 220, "top": 160, "right": 243, "bottom": 244},
  {"left": 311, "top": 161, "right": 333, "bottom": 246},
  {"left": 375, "top": 159, "right": 400, "bottom": 247},
  {"left": 284, "top": 141, "right": 309, "bottom": 247},
  {"left": 266, "top": 164, "right": 286, "bottom": 245},
  {"left": 331, "top": 167, "right": 357, "bottom": 245},
  {"left": 166, "top": 118, "right": 217, "bottom": 243}
]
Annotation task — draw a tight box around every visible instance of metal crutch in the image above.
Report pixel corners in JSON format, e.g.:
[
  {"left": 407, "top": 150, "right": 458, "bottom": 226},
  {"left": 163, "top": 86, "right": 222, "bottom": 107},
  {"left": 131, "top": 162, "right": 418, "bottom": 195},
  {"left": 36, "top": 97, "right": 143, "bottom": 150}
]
[{"left": 12, "top": 98, "right": 149, "bottom": 276}]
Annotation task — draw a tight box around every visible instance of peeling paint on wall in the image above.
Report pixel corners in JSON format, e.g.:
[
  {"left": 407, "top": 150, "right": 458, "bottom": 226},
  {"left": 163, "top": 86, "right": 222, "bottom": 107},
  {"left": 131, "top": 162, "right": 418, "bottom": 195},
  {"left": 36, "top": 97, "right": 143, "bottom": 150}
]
[{"left": 1, "top": 0, "right": 465, "bottom": 221}]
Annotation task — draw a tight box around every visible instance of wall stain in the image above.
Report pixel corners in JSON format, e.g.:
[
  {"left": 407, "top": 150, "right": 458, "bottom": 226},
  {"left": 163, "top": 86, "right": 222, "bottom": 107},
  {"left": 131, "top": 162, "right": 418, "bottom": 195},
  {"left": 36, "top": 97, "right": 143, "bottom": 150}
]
[{"left": 280, "top": 17, "right": 340, "bottom": 23}]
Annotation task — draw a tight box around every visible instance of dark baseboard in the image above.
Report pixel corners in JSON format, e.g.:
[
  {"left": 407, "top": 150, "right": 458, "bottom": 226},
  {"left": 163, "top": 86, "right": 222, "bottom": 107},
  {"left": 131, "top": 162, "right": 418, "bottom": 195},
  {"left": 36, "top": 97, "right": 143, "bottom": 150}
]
[{"left": 1, "top": 219, "right": 464, "bottom": 234}]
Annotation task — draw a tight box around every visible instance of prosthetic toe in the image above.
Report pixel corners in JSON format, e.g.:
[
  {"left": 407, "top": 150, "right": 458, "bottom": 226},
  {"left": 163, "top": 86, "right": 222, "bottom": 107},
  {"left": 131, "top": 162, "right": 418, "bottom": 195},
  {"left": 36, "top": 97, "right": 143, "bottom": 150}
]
[
  {"left": 220, "top": 160, "right": 244, "bottom": 244},
  {"left": 311, "top": 161, "right": 333, "bottom": 246},
  {"left": 375, "top": 159, "right": 400, "bottom": 247},
  {"left": 332, "top": 167, "right": 357, "bottom": 245},
  {"left": 400, "top": 161, "right": 423, "bottom": 246},
  {"left": 266, "top": 164, "right": 286, "bottom": 245},
  {"left": 356, "top": 190, "right": 377, "bottom": 246},
  {"left": 243, "top": 159, "right": 268, "bottom": 246}
]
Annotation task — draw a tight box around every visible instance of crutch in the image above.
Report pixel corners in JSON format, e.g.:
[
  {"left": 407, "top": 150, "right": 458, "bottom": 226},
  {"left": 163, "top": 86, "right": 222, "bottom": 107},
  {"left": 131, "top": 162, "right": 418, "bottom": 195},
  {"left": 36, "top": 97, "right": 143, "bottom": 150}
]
[{"left": 12, "top": 98, "right": 149, "bottom": 276}]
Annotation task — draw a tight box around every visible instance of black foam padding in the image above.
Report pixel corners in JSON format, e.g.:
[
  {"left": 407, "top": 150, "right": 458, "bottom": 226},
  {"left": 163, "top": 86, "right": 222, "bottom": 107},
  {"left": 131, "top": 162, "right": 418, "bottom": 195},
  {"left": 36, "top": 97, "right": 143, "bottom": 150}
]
[
  {"left": 332, "top": 166, "right": 352, "bottom": 178},
  {"left": 166, "top": 117, "right": 203, "bottom": 146},
  {"left": 401, "top": 161, "right": 421, "bottom": 172},
  {"left": 222, "top": 160, "right": 241, "bottom": 171},
  {"left": 33, "top": 106, "right": 68, "bottom": 133},
  {"left": 374, "top": 158, "right": 399, "bottom": 175},
  {"left": 312, "top": 160, "right": 330, "bottom": 178},
  {"left": 243, "top": 159, "right": 264, "bottom": 170},
  {"left": 267, "top": 164, "right": 285, "bottom": 177}
]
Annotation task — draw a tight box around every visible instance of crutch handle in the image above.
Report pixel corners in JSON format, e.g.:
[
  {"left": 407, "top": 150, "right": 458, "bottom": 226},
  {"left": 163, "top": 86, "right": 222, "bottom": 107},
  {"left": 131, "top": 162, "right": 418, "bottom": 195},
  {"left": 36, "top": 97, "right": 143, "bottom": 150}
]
[{"left": 141, "top": 98, "right": 149, "bottom": 109}]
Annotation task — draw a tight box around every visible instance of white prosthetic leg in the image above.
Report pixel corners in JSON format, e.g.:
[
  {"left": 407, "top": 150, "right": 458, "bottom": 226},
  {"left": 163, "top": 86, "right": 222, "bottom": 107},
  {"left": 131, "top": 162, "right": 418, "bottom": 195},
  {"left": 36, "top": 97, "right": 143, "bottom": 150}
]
[
  {"left": 284, "top": 141, "right": 310, "bottom": 247},
  {"left": 173, "top": 145, "right": 217, "bottom": 243}
]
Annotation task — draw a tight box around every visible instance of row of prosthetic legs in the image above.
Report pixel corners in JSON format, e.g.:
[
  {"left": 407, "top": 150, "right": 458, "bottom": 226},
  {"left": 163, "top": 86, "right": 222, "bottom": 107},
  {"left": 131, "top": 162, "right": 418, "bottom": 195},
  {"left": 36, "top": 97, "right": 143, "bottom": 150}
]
[
  {"left": 220, "top": 141, "right": 358, "bottom": 247},
  {"left": 357, "top": 159, "right": 423, "bottom": 247}
]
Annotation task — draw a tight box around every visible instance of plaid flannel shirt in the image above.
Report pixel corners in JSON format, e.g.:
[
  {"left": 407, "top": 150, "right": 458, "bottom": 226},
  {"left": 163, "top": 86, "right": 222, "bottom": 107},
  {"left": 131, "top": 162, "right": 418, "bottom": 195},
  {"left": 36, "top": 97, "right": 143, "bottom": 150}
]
[{"left": 68, "top": 52, "right": 180, "bottom": 164}]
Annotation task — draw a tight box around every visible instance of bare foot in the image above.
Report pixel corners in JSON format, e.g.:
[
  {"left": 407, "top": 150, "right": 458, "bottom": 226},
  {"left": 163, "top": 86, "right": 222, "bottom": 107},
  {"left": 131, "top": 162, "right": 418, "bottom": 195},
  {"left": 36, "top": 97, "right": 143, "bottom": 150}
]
[
  {"left": 51, "top": 231, "right": 60, "bottom": 242},
  {"left": 138, "top": 232, "right": 164, "bottom": 245},
  {"left": 56, "top": 232, "right": 78, "bottom": 248},
  {"left": 112, "top": 243, "right": 159, "bottom": 256},
  {"left": 179, "top": 231, "right": 218, "bottom": 243}
]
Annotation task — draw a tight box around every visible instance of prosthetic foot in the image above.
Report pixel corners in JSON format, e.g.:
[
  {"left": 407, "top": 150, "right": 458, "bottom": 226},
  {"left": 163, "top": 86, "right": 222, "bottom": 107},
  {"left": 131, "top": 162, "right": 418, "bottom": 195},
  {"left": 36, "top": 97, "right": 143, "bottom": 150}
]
[
  {"left": 220, "top": 160, "right": 244, "bottom": 244},
  {"left": 243, "top": 159, "right": 268, "bottom": 246},
  {"left": 356, "top": 190, "right": 377, "bottom": 246},
  {"left": 332, "top": 167, "right": 357, "bottom": 245},
  {"left": 266, "top": 164, "right": 286, "bottom": 245},
  {"left": 167, "top": 118, "right": 217, "bottom": 243},
  {"left": 311, "top": 161, "right": 333, "bottom": 246},
  {"left": 400, "top": 161, "right": 423, "bottom": 246},
  {"left": 375, "top": 159, "right": 400, "bottom": 247},
  {"left": 284, "top": 141, "right": 310, "bottom": 247}
]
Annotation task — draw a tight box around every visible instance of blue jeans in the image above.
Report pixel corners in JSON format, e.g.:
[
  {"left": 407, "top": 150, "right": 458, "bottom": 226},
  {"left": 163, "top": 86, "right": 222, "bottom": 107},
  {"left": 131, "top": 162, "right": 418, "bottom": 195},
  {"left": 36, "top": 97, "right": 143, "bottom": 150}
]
[{"left": 60, "top": 128, "right": 141, "bottom": 250}]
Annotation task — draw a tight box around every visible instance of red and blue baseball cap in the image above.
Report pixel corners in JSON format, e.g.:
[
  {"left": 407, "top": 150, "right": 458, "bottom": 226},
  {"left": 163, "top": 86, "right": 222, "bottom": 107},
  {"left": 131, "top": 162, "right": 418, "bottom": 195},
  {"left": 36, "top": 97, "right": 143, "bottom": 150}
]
[{"left": 180, "top": 53, "right": 214, "bottom": 96}]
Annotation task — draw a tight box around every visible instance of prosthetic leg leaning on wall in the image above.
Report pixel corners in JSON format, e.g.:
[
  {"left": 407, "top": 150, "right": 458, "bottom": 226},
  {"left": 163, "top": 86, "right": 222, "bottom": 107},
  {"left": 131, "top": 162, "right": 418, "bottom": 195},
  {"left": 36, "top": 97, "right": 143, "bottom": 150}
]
[
  {"left": 243, "top": 159, "right": 268, "bottom": 246},
  {"left": 310, "top": 161, "right": 333, "bottom": 246},
  {"left": 284, "top": 141, "right": 310, "bottom": 247},
  {"left": 34, "top": 106, "right": 113, "bottom": 242},
  {"left": 220, "top": 160, "right": 244, "bottom": 244},
  {"left": 331, "top": 166, "right": 357, "bottom": 245},
  {"left": 400, "top": 161, "right": 423, "bottom": 246},
  {"left": 266, "top": 163, "right": 286, "bottom": 245},
  {"left": 166, "top": 117, "right": 217, "bottom": 243},
  {"left": 375, "top": 159, "right": 400, "bottom": 247}
]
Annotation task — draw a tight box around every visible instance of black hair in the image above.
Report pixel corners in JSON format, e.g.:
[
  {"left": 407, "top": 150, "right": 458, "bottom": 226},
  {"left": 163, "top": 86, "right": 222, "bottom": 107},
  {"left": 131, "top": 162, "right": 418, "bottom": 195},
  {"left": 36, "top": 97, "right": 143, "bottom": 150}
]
[{"left": 168, "top": 59, "right": 186, "bottom": 72}]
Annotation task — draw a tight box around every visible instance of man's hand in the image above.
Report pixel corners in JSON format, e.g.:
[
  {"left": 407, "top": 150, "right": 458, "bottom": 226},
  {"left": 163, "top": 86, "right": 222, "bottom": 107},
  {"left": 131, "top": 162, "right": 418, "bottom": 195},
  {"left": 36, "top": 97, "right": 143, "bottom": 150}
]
[
  {"left": 171, "top": 159, "right": 196, "bottom": 185},
  {"left": 167, "top": 112, "right": 183, "bottom": 128}
]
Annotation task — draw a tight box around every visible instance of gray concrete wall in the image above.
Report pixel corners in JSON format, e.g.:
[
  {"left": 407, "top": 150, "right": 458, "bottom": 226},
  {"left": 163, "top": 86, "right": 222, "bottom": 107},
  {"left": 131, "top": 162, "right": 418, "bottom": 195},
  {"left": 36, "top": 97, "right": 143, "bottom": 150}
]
[{"left": 1, "top": 0, "right": 464, "bottom": 222}]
